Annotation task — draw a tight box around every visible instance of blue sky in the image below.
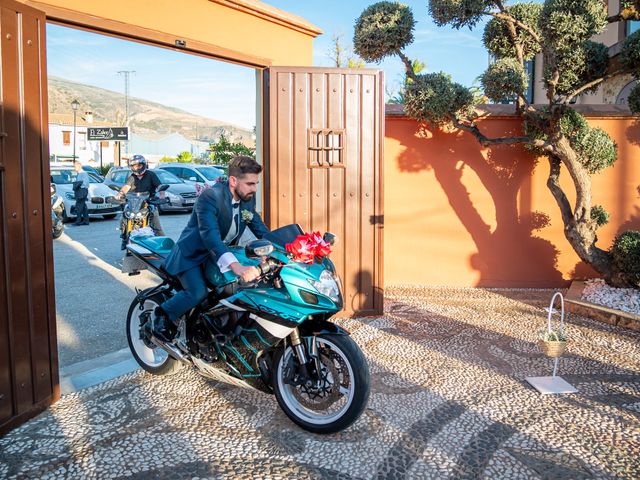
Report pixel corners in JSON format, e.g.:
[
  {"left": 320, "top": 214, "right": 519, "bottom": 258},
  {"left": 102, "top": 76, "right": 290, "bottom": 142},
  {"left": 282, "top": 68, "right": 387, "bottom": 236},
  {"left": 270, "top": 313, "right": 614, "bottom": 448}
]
[
  {"left": 268, "top": 0, "right": 490, "bottom": 91},
  {"left": 47, "top": 1, "right": 490, "bottom": 129}
]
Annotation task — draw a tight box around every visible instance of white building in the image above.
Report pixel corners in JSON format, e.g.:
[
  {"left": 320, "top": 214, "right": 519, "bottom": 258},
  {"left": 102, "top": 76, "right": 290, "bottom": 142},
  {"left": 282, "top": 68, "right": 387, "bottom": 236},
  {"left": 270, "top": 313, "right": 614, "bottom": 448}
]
[
  {"left": 48, "top": 112, "right": 121, "bottom": 168},
  {"left": 129, "top": 132, "right": 210, "bottom": 163}
]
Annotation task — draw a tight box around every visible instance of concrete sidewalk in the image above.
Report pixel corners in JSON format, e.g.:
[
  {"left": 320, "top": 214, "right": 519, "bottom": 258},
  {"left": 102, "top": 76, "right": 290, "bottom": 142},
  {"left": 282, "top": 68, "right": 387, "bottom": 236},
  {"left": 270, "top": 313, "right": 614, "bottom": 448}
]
[{"left": 1, "top": 287, "right": 639, "bottom": 479}]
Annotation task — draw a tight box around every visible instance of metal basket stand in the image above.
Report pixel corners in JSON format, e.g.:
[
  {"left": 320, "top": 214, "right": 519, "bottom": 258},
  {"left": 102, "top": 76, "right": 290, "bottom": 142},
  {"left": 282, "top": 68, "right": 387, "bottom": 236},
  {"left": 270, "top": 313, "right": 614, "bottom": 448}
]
[{"left": 525, "top": 292, "right": 578, "bottom": 395}]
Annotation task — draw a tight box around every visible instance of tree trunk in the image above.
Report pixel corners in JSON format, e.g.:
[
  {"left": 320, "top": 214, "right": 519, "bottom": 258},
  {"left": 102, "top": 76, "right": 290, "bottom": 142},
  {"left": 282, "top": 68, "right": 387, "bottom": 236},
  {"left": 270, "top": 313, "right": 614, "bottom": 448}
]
[{"left": 545, "top": 139, "right": 634, "bottom": 287}]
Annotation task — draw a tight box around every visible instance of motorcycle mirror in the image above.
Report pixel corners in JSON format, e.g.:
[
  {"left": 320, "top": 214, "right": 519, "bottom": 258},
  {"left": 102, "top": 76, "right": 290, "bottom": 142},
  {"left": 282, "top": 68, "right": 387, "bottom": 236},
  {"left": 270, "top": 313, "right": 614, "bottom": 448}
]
[
  {"left": 158, "top": 184, "right": 170, "bottom": 192},
  {"left": 323, "top": 232, "right": 338, "bottom": 246},
  {"left": 245, "top": 239, "right": 274, "bottom": 258}
]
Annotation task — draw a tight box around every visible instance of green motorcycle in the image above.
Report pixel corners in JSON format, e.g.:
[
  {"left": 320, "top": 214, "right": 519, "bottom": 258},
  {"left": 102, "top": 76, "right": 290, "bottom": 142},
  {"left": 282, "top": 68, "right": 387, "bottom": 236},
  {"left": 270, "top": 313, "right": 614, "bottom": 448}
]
[{"left": 124, "top": 224, "right": 370, "bottom": 434}]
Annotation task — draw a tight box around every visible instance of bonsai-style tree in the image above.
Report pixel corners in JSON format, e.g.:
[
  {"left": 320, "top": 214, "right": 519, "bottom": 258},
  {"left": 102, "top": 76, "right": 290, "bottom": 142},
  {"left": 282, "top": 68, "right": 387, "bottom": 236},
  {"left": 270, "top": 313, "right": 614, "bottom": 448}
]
[{"left": 354, "top": 1, "right": 640, "bottom": 286}]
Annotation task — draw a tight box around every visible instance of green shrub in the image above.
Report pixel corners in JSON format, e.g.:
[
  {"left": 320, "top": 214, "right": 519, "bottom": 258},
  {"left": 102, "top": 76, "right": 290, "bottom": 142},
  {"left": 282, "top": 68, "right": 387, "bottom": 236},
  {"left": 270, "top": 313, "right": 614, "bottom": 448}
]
[
  {"left": 629, "top": 82, "right": 640, "bottom": 115},
  {"left": 539, "top": 0, "right": 607, "bottom": 53},
  {"left": 159, "top": 156, "right": 176, "bottom": 163},
  {"left": 480, "top": 58, "right": 529, "bottom": 102},
  {"left": 483, "top": 3, "right": 542, "bottom": 60},
  {"left": 590, "top": 204, "right": 610, "bottom": 227},
  {"left": 611, "top": 231, "right": 640, "bottom": 284},
  {"left": 429, "top": 0, "right": 495, "bottom": 29},
  {"left": 573, "top": 126, "right": 617, "bottom": 174},
  {"left": 621, "top": 30, "right": 640, "bottom": 74},
  {"left": 353, "top": 2, "right": 415, "bottom": 62},
  {"left": 97, "top": 163, "right": 113, "bottom": 176},
  {"left": 405, "top": 72, "right": 474, "bottom": 125}
]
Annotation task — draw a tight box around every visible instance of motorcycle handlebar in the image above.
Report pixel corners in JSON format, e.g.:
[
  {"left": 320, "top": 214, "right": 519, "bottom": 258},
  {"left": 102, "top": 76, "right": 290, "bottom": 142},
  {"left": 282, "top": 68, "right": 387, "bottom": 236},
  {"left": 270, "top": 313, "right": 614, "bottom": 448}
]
[{"left": 236, "top": 259, "right": 276, "bottom": 286}]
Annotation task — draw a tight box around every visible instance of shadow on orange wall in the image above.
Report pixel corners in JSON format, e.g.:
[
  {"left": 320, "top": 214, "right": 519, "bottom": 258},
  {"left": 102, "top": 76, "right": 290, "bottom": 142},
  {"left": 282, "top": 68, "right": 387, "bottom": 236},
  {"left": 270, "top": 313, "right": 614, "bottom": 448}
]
[{"left": 385, "top": 118, "right": 564, "bottom": 287}]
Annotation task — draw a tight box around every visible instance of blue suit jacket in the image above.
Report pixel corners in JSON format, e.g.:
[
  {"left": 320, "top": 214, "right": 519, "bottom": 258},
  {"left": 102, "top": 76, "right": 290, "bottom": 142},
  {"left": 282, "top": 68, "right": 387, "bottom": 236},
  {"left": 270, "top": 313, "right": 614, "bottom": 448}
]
[{"left": 164, "top": 182, "right": 269, "bottom": 275}]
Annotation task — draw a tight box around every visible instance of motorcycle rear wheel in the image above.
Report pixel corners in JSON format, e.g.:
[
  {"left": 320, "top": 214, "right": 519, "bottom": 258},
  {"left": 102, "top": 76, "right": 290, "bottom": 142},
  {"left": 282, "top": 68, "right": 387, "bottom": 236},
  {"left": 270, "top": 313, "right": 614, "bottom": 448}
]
[
  {"left": 272, "top": 334, "right": 370, "bottom": 434},
  {"left": 126, "top": 292, "right": 181, "bottom": 375}
]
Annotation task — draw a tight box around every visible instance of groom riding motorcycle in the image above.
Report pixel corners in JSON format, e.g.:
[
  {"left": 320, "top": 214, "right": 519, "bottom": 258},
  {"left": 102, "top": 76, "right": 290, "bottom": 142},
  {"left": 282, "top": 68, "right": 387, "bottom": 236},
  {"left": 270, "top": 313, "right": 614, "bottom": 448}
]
[{"left": 151, "top": 155, "right": 266, "bottom": 342}]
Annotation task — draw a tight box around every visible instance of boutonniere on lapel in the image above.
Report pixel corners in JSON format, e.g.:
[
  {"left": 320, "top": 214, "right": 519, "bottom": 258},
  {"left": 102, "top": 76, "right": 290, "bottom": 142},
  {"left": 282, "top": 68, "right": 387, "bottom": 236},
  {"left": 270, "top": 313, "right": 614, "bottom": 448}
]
[{"left": 241, "top": 209, "right": 254, "bottom": 224}]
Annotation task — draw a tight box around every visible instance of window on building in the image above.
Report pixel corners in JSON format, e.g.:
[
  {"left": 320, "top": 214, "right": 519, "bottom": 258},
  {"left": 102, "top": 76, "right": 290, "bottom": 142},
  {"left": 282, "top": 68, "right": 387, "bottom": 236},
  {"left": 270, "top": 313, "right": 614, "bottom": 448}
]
[
  {"left": 78, "top": 132, "right": 87, "bottom": 150},
  {"left": 62, "top": 130, "right": 70, "bottom": 146},
  {"left": 629, "top": 20, "right": 640, "bottom": 36}
]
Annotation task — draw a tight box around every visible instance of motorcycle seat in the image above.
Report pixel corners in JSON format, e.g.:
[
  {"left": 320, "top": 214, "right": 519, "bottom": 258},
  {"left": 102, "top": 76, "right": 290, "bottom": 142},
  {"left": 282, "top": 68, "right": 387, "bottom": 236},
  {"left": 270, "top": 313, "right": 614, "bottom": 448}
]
[{"left": 131, "top": 235, "right": 175, "bottom": 257}]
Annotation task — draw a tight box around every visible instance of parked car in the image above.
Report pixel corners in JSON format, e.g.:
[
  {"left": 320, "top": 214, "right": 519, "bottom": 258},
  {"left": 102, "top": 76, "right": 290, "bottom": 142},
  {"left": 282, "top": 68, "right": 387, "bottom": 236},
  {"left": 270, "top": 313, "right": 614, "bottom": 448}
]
[
  {"left": 50, "top": 166, "right": 121, "bottom": 221},
  {"left": 157, "top": 162, "right": 224, "bottom": 186},
  {"left": 104, "top": 166, "right": 198, "bottom": 212},
  {"left": 50, "top": 161, "right": 103, "bottom": 179}
]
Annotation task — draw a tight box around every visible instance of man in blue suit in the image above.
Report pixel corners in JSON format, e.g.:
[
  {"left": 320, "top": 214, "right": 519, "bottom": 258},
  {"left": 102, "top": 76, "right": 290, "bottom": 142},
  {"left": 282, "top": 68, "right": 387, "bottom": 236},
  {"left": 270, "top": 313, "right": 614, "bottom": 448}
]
[{"left": 152, "top": 155, "right": 270, "bottom": 342}]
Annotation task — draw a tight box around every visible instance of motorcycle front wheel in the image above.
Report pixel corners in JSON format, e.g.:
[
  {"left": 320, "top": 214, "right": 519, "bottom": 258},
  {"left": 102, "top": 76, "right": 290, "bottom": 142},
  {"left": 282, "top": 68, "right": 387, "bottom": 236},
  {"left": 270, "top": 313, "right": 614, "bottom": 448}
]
[
  {"left": 272, "top": 334, "right": 370, "bottom": 434},
  {"left": 126, "top": 291, "right": 181, "bottom": 375}
]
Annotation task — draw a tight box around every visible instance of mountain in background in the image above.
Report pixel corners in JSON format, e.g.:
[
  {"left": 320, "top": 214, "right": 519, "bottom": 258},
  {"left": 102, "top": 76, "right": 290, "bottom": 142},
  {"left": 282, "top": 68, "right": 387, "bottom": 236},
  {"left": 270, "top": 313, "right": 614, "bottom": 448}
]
[{"left": 47, "top": 76, "right": 254, "bottom": 146}]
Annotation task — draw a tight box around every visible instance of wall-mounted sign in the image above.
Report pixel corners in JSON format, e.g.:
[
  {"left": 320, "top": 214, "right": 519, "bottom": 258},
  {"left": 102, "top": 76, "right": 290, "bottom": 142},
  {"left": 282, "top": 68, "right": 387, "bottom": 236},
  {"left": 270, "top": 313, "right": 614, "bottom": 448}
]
[{"left": 87, "top": 127, "right": 128, "bottom": 141}]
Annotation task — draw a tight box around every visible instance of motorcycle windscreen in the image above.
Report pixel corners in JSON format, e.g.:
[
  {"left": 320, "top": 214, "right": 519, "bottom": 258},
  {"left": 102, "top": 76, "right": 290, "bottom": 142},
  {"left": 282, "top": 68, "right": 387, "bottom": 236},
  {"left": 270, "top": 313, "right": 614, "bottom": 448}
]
[{"left": 262, "top": 224, "right": 304, "bottom": 249}]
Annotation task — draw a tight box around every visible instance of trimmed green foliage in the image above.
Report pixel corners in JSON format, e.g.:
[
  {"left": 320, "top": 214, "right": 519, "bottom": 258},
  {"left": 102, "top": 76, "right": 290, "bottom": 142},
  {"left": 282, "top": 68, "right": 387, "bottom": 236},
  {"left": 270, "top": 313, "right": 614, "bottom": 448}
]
[
  {"left": 353, "top": 2, "right": 415, "bottom": 62},
  {"left": 404, "top": 72, "right": 475, "bottom": 125},
  {"left": 611, "top": 231, "right": 640, "bottom": 284},
  {"left": 574, "top": 126, "right": 617, "bottom": 174},
  {"left": 539, "top": 0, "right": 607, "bottom": 53},
  {"left": 629, "top": 83, "right": 640, "bottom": 114},
  {"left": 621, "top": 0, "right": 640, "bottom": 17},
  {"left": 429, "top": 0, "right": 496, "bottom": 29},
  {"left": 559, "top": 108, "right": 587, "bottom": 137},
  {"left": 621, "top": 31, "right": 640, "bottom": 75},
  {"left": 544, "top": 40, "right": 609, "bottom": 95},
  {"left": 591, "top": 204, "right": 610, "bottom": 227},
  {"left": 480, "top": 58, "right": 529, "bottom": 102},
  {"left": 483, "top": 3, "right": 542, "bottom": 60},
  {"left": 559, "top": 110, "right": 617, "bottom": 173}
]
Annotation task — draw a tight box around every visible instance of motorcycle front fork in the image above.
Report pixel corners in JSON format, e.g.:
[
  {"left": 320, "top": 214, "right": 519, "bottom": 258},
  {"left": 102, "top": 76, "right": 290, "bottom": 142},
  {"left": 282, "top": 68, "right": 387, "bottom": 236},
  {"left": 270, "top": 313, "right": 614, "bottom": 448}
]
[{"left": 290, "top": 328, "right": 322, "bottom": 382}]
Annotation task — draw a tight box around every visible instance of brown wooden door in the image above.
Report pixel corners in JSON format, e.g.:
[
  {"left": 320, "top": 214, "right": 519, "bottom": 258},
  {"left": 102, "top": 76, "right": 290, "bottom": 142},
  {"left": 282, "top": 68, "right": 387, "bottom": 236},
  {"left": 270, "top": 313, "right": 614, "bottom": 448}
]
[
  {"left": 0, "top": 0, "right": 58, "bottom": 435},
  {"left": 264, "top": 67, "right": 384, "bottom": 316}
]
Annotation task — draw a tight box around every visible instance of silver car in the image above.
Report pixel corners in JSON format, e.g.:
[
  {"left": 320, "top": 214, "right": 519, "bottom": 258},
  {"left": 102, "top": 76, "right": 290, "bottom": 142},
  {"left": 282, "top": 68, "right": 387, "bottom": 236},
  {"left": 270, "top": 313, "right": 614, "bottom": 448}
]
[
  {"left": 50, "top": 166, "right": 121, "bottom": 221},
  {"left": 157, "top": 163, "right": 224, "bottom": 187}
]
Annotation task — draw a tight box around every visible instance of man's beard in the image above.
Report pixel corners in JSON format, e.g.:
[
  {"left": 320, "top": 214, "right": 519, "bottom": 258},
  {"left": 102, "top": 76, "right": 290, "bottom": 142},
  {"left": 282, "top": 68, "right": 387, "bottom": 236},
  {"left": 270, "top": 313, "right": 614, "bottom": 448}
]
[{"left": 238, "top": 192, "right": 254, "bottom": 202}]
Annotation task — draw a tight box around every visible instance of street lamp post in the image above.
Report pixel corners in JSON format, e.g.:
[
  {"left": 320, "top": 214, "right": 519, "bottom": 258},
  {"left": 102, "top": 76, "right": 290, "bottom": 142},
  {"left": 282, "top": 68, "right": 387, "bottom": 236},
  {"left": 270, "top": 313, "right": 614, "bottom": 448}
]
[{"left": 71, "top": 99, "right": 80, "bottom": 161}]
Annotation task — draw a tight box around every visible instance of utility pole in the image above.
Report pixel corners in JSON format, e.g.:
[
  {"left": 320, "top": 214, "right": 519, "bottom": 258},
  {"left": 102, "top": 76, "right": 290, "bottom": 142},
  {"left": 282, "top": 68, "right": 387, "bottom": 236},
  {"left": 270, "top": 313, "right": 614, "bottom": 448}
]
[{"left": 117, "top": 70, "right": 135, "bottom": 155}]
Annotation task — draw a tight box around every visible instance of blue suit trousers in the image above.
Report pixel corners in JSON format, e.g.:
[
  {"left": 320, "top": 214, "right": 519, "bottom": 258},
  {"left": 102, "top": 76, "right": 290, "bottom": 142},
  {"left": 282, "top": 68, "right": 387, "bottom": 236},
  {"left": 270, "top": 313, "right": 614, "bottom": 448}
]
[{"left": 160, "top": 265, "right": 208, "bottom": 322}]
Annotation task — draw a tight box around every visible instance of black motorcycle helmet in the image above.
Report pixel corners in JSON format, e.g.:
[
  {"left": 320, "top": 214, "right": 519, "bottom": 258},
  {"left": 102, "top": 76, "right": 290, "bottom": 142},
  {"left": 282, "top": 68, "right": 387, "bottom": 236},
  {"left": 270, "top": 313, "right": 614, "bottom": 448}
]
[{"left": 129, "top": 154, "right": 148, "bottom": 176}]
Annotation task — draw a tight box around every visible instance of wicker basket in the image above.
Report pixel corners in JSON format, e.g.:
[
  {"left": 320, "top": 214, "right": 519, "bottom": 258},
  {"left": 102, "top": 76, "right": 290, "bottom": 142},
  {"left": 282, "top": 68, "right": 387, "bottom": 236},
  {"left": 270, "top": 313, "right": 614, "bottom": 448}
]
[{"left": 538, "top": 339, "right": 567, "bottom": 358}]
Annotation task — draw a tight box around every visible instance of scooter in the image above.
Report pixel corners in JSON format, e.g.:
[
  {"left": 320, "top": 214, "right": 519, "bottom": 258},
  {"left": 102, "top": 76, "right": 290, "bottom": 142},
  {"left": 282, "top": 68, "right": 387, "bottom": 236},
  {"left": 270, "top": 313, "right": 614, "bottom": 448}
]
[{"left": 124, "top": 224, "right": 371, "bottom": 434}]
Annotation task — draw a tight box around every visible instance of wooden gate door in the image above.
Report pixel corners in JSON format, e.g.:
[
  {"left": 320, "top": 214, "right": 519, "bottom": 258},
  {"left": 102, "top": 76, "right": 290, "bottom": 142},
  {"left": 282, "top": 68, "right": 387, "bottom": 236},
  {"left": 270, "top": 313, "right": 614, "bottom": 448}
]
[
  {"left": 0, "top": 0, "right": 58, "bottom": 435},
  {"left": 264, "top": 67, "right": 384, "bottom": 316}
]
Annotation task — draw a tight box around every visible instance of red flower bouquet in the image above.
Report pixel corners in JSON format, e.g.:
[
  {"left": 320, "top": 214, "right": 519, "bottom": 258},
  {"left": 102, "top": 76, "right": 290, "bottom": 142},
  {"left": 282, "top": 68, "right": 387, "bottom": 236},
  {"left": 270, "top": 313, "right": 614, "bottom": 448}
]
[{"left": 285, "top": 231, "right": 332, "bottom": 264}]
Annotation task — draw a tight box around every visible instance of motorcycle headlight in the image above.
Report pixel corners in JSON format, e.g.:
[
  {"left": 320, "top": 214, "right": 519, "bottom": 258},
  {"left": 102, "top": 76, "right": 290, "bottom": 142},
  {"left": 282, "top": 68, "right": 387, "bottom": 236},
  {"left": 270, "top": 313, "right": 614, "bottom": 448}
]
[
  {"left": 135, "top": 208, "right": 149, "bottom": 218},
  {"left": 310, "top": 269, "right": 341, "bottom": 304},
  {"left": 124, "top": 210, "right": 132, "bottom": 219}
]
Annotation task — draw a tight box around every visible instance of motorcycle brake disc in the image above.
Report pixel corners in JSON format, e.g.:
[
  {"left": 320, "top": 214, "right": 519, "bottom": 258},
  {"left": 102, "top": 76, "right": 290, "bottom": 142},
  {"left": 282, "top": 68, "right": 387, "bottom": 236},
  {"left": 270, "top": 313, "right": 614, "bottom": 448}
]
[{"left": 292, "top": 349, "right": 347, "bottom": 410}]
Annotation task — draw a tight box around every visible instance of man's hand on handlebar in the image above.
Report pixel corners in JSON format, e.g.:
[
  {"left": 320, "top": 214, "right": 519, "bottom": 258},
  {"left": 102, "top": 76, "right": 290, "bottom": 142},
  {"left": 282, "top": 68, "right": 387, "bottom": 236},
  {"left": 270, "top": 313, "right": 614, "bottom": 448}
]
[{"left": 230, "top": 262, "right": 261, "bottom": 283}]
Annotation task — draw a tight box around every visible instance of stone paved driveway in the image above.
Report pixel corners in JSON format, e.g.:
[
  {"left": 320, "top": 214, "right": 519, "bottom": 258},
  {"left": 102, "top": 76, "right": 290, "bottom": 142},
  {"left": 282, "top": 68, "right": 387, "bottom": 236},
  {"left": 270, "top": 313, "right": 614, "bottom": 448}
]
[{"left": 1, "top": 287, "right": 639, "bottom": 479}]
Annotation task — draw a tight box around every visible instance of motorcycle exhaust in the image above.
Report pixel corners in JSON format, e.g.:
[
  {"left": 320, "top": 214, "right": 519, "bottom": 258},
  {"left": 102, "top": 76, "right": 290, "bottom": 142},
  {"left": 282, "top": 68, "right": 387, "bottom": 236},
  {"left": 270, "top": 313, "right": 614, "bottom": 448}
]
[{"left": 150, "top": 336, "right": 190, "bottom": 365}]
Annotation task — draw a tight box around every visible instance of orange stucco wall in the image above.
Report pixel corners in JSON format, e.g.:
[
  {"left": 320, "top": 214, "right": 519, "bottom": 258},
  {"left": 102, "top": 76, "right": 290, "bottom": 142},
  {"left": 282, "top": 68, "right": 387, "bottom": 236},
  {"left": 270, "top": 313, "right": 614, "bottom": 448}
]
[
  {"left": 22, "top": 0, "right": 317, "bottom": 66},
  {"left": 384, "top": 114, "right": 640, "bottom": 287}
]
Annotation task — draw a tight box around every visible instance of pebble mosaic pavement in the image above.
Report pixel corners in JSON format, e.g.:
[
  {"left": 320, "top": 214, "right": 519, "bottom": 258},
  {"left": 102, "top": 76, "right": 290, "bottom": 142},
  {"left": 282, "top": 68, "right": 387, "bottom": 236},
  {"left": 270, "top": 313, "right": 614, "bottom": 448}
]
[{"left": 1, "top": 287, "right": 640, "bottom": 479}]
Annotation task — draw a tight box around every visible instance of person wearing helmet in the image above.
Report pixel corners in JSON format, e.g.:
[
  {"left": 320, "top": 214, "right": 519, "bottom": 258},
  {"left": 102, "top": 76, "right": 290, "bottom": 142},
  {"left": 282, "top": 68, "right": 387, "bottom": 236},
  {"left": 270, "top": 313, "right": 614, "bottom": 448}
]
[{"left": 118, "top": 154, "right": 166, "bottom": 236}]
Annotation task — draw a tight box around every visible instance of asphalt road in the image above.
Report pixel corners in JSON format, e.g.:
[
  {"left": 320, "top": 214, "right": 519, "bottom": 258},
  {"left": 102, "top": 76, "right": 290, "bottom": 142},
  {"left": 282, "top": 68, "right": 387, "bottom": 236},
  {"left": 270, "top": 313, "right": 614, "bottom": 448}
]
[{"left": 54, "top": 210, "right": 192, "bottom": 367}]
